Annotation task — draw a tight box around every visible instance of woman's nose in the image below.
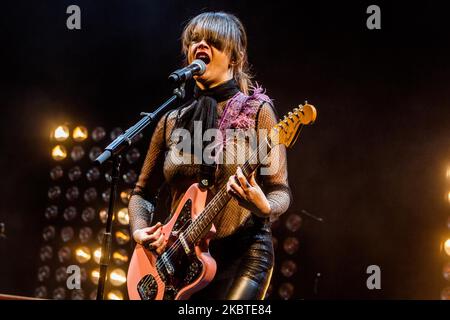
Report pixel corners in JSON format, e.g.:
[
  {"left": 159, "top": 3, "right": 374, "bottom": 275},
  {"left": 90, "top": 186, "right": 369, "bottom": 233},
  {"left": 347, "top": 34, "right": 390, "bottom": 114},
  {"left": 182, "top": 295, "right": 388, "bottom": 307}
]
[{"left": 195, "top": 39, "right": 209, "bottom": 50}]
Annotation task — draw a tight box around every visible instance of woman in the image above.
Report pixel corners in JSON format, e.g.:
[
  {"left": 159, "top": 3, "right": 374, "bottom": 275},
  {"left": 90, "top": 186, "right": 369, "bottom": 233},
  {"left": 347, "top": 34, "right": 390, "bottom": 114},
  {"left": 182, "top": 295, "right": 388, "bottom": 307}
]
[{"left": 128, "top": 11, "right": 291, "bottom": 300}]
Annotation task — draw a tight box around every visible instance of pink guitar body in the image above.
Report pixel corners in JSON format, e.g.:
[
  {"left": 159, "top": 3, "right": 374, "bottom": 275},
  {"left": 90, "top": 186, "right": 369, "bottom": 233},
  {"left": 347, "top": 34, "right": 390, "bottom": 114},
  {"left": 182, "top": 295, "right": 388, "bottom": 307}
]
[{"left": 127, "top": 183, "right": 217, "bottom": 300}]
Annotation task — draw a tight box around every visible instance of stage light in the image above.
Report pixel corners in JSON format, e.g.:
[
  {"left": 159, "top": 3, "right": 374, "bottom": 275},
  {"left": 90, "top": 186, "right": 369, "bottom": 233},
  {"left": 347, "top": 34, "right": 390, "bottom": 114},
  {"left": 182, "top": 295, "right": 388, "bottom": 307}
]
[
  {"left": 94, "top": 247, "right": 102, "bottom": 264},
  {"left": 48, "top": 186, "right": 62, "bottom": 200},
  {"left": 34, "top": 286, "right": 47, "bottom": 299},
  {"left": 102, "top": 188, "right": 111, "bottom": 203},
  {"left": 110, "top": 127, "right": 123, "bottom": 141},
  {"left": 53, "top": 125, "right": 70, "bottom": 142},
  {"left": 65, "top": 187, "right": 80, "bottom": 202},
  {"left": 60, "top": 226, "right": 75, "bottom": 242},
  {"left": 71, "top": 289, "right": 85, "bottom": 300},
  {"left": 81, "top": 207, "right": 96, "bottom": 222},
  {"left": 57, "top": 246, "right": 71, "bottom": 263},
  {"left": 84, "top": 187, "right": 98, "bottom": 203},
  {"left": 447, "top": 217, "right": 450, "bottom": 230},
  {"left": 73, "top": 126, "right": 88, "bottom": 142},
  {"left": 447, "top": 167, "right": 450, "bottom": 179},
  {"left": 120, "top": 189, "right": 131, "bottom": 205},
  {"left": 86, "top": 167, "right": 100, "bottom": 182},
  {"left": 68, "top": 166, "right": 82, "bottom": 181},
  {"left": 117, "top": 208, "right": 129, "bottom": 225},
  {"left": 105, "top": 170, "right": 112, "bottom": 182},
  {"left": 99, "top": 209, "right": 109, "bottom": 224},
  {"left": 90, "top": 268, "right": 100, "bottom": 285},
  {"left": 79, "top": 226, "right": 93, "bottom": 243},
  {"left": 37, "top": 265, "right": 51, "bottom": 282},
  {"left": 285, "top": 213, "right": 302, "bottom": 232},
  {"left": 45, "top": 205, "right": 58, "bottom": 220},
  {"left": 97, "top": 228, "right": 106, "bottom": 244},
  {"left": 123, "top": 169, "right": 138, "bottom": 184},
  {"left": 448, "top": 191, "right": 450, "bottom": 204},
  {"left": 126, "top": 148, "right": 141, "bottom": 164},
  {"left": 443, "top": 262, "right": 450, "bottom": 281},
  {"left": 113, "top": 249, "right": 129, "bottom": 266},
  {"left": 107, "top": 290, "right": 124, "bottom": 300},
  {"left": 280, "top": 260, "right": 298, "bottom": 278},
  {"left": 63, "top": 206, "right": 77, "bottom": 221},
  {"left": 283, "top": 237, "right": 299, "bottom": 255},
  {"left": 42, "top": 226, "right": 56, "bottom": 241},
  {"left": 92, "top": 127, "right": 106, "bottom": 142},
  {"left": 278, "top": 282, "right": 294, "bottom": 300},
  {"left": 55, "top": 266, "right": 68, "bottom": 283},
  {"left": 53, "top": 287, "right": 67, "bottom": 300},
  {"left": 50, "top": 166, "right": 64, "bottom": 180},
  {"left": 115, "top": 229, "right": 130, "bottom": 245},
  {"left": 441, "top": 287, "right": 450, "bottom": 300},
  {"left": 75, "top": 246, "right": 92, "bottom": 264},
  {"left": 444, "top": 238, "right": 450, "bottom": 256},
  {"left": 71, "top": 145, "right": 85, "bottom": 162},
  {"left": 52, "top": 145, "right": 67, "bottom": 161},
  {"left": 109, "top": 268, "right": 126, "bottom": 286},
  {"left": 39, "top": 245, "right": 53, "bottom": 261},
  {"left": 89, "top": 146, "right": 102, "bottom": 162}
]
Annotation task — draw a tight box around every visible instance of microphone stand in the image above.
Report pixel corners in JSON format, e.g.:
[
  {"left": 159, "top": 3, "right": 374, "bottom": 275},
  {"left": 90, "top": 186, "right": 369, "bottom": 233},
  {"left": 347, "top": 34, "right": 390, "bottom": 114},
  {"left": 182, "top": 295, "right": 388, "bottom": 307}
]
[{"left": 95, "top": 83, "right": 185, "bottom": 300}]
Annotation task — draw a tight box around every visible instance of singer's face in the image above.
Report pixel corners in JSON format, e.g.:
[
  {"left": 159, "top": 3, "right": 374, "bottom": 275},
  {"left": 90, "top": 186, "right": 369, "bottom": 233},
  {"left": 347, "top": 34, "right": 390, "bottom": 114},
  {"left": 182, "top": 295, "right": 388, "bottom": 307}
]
[{"left": 188, "top": 38, "right": 233, "bottom": 89}]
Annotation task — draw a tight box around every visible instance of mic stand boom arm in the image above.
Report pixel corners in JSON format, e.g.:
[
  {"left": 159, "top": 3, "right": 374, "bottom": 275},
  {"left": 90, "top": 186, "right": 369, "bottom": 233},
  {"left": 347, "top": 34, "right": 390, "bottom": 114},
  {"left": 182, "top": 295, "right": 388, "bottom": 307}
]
[
  {"left": 95, "top": 84, "right": 185, "bottom": 165},
  {"left": 94, "top": 83, "right": 185, "bottom": 300}
]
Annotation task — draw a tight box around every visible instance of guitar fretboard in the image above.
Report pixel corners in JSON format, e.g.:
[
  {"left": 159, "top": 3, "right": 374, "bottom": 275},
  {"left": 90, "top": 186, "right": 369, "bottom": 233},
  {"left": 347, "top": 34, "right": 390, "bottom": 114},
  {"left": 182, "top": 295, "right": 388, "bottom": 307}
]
[{"left": 184, "top": 136, "right": 273, "bottom": 244}]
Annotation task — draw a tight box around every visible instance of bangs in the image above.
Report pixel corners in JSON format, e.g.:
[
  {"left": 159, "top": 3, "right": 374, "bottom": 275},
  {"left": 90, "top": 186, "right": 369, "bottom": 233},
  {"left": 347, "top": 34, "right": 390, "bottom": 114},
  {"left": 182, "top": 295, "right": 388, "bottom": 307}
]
[{"left": 182, "top": 12, "right": 243, "bottom": 54}]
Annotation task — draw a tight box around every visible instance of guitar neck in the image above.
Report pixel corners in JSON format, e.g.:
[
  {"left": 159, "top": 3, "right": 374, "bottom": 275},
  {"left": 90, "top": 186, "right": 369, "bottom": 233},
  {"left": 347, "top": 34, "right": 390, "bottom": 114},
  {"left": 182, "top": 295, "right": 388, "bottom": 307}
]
[{"left": 185, "top": 137, "right": 273, "bottom": 244}]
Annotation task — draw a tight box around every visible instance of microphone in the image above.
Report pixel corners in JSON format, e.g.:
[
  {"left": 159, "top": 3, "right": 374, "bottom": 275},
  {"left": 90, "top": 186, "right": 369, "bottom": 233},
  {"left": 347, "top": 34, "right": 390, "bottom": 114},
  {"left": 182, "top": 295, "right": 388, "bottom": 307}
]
[{"left": 168, "top": 59, "right": 206, "bottom": 83}]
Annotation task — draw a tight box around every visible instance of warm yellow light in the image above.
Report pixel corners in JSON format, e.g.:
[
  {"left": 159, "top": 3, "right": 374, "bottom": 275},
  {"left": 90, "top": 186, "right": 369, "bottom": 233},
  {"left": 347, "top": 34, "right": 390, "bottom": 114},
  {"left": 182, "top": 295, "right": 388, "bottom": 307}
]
[
  {"left": 115, "top": 231, "right": 130, "bottom": 243},
  {"left": 110, "top": 268, "right": 127, "bottom": 286},
  {"left": 113, "top": 251, "right": 129, "bottom": 264},
  {"left": 107, "top": 290, "right": 124, "bottom": 300},
  {"left": 120, "top": 190, "right": 131, "bottom": 204},
  {"left": 448, "top": 192, "right": 450, "bottom": 204},
  {"left": 90, "top": 268, "right": 100, "bottom": 285},
  {"left": 94, "top": 247, "right": 102, "bottom": 264},
  {"left": 75, "top": 247, "right": 91, "bottom": 264},
  {"left": 99, "top": 209, "right": 114, "bottom": 224},
  {"left": 117, "top": 208, "right": 129, "bottom": 225},
  {"left": 447, "top": 167, "right": 450, "bottom": 179},
  {"left": 52, "top": 145, "right": 67, "bottom": 161},
  {"left": 444, "top": 238, "right": 450, "bottom": 256},
  {"left": 54, "top": 125, "right": 70, "bottom": 141},
  {"left": 73, "top": 126, "right": 88, "bottom": 142}
]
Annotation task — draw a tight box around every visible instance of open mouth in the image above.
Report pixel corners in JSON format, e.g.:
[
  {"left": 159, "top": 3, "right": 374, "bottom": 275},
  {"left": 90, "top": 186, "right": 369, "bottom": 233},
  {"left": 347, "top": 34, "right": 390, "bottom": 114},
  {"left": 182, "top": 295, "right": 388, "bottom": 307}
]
[{"left": 195, "top": 52, "right": 211, "bottom": 65}]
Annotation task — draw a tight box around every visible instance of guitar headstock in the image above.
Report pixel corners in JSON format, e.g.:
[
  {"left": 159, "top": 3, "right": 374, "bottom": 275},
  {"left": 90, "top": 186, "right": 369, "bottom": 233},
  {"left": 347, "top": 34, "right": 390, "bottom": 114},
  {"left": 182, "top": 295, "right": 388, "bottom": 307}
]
[{"left": 269, "top": 102, "right": 317, "bottom": 148}]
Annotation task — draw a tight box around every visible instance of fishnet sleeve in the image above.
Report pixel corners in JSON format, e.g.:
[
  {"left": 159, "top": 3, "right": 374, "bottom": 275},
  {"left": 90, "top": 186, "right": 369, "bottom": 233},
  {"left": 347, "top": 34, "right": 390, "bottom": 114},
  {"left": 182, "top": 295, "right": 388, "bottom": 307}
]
[
  {"left": 128, "top": 112, "right": 168, "bottom": 234},
  {"left": 257, "top": 102, "right": 292, "bottom": 221}
]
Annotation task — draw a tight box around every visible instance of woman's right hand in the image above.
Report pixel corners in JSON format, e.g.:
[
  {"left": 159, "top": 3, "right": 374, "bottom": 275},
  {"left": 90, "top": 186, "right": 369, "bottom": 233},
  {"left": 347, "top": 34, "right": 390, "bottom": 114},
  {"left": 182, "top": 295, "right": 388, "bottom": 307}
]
[{"left": 132, "top": 222, "right": 168, "bottom": 255}]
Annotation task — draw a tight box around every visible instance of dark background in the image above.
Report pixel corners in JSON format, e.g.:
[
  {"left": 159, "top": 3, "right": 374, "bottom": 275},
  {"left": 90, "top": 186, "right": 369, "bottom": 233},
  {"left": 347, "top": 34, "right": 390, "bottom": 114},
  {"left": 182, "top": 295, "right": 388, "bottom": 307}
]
[{"left": 1, "top": 0, "right": 449, "bottom": 299}]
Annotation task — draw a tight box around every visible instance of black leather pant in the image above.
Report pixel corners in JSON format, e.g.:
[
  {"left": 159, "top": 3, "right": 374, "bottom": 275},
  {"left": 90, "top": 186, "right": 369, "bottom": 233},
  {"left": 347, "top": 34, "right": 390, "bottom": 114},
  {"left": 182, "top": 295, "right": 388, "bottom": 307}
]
[{"left": 190, "top": 216, "right": 274, "bottom": 300}]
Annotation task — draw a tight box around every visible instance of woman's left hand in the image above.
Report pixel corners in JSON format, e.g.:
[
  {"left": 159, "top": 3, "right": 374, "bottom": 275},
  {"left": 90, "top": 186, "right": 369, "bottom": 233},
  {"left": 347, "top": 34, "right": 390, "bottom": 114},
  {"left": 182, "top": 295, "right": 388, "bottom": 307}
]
[{"left": 226, "top": 166, "right": 271, "bottom": 218}]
